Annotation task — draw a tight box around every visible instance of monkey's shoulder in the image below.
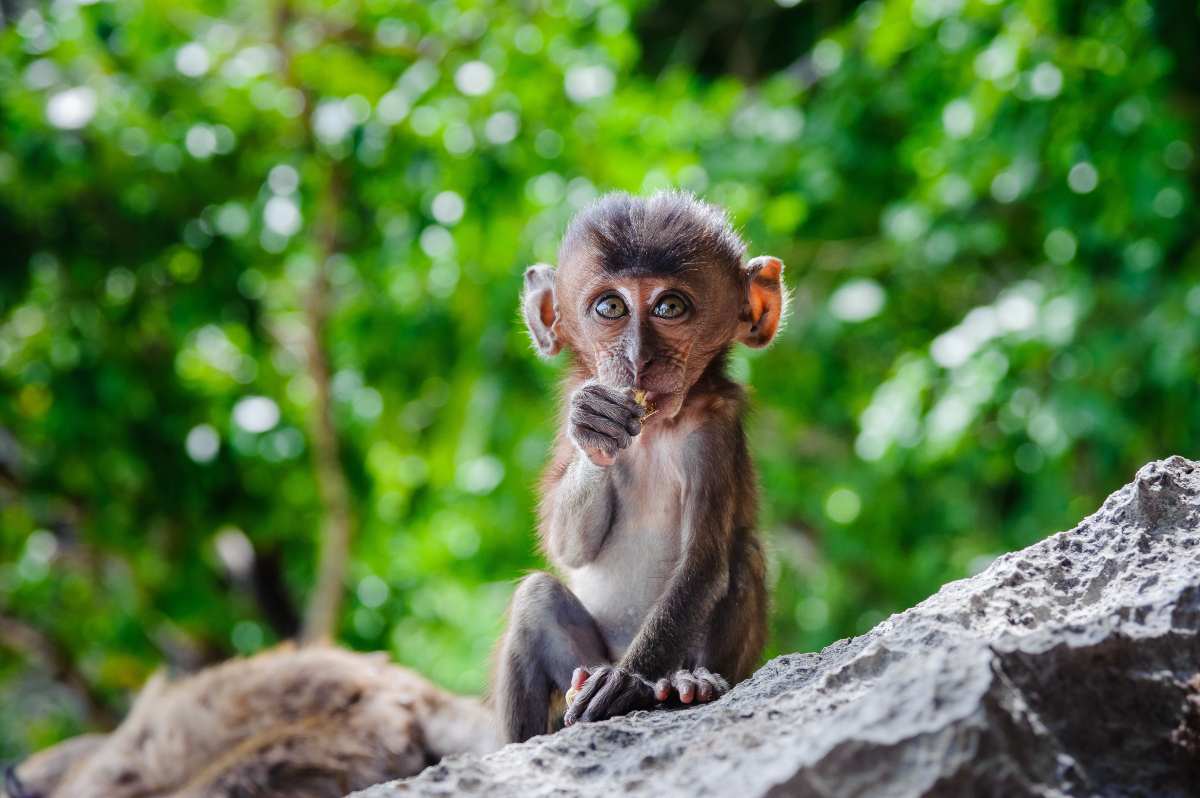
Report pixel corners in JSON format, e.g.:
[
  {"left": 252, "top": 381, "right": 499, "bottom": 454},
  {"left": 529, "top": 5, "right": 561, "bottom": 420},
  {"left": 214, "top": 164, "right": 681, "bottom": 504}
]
[{"left": 683, "top": 376, "right": 749, "bottom": 420}]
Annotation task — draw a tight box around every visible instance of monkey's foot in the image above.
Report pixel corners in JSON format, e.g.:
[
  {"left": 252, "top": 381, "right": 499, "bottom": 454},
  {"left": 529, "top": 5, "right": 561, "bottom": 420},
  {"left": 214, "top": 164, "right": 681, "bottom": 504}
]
[
  {"left": 562, "top": 666, "right": 655, "bottom": 726},
  {"left": 653, "top": 668, "right": 730, "bottom": 705}
]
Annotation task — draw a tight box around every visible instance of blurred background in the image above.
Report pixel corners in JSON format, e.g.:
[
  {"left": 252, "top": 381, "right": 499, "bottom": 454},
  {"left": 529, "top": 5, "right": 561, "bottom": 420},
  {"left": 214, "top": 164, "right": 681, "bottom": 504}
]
[{"left": 1, "top": 0, "right": 1197, "bottom": 760}]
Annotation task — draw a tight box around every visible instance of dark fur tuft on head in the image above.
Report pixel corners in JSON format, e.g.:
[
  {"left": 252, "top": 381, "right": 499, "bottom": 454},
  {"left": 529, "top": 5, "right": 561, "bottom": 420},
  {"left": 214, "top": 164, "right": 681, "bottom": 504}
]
[{"left": 559, "top": 191, "right": 746, "bottom": 277}]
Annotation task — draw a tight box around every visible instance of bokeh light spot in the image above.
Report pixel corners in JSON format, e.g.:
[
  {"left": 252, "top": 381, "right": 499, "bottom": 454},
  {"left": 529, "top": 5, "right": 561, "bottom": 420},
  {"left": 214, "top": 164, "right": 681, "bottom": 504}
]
[
  {"left": 186, "top": 424, "right": 220, "bottom": 463},
  {"left": 46, "top": 86, "right": 96, "bottom": 129},
  {"left": 1067, "top": 162, "right": 1098, "bottom": 194},
  {"left": 175, "top": 43, "right": 210, "bottom": 77},
  {"left": 455, "top": 61, "right": 495, "bottom": 96},
  {"left": 825, "top": 488, "right": 862, "bottom": 524},
  {"left": 232, "top": 396, "right": 280, "bottom": 433},
  {"left": 829, "top": 279, "right": 886, "bottom": 322}
]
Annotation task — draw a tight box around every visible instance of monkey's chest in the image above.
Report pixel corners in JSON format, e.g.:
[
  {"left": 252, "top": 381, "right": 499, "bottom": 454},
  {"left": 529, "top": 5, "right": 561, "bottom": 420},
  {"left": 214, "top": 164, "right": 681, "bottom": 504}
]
[{"left": 565, "top": 454, "right": 684, "bottom": 659}]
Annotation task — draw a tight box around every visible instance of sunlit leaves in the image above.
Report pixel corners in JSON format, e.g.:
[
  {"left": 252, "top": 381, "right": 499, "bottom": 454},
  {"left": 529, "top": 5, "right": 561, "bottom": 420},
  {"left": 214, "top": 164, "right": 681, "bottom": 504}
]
[{"left": 1, "top": 0, "right": 1198, "bottom": 761}]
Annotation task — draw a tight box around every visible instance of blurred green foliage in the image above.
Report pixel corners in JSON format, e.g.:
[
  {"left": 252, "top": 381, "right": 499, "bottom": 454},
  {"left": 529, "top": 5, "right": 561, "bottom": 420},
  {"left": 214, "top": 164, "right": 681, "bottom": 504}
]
[{"left": 1, "top": 0, "right": 1197, "bottom": 760}]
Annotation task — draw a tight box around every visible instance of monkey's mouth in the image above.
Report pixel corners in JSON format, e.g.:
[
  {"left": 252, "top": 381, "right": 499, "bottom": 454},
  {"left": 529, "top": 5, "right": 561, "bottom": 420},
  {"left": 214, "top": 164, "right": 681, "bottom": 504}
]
[
  {"left": 634, "top": 387, "right": 673, "bottom": 407},
  {"left": 634, "top": 387, "right": 683, "bottom": 422},
  {"left": 632, "top": 374, "right": 686, "bottom": 419},
  {"left": 640, "top": 390, "right": 668, "bottom": 405}
]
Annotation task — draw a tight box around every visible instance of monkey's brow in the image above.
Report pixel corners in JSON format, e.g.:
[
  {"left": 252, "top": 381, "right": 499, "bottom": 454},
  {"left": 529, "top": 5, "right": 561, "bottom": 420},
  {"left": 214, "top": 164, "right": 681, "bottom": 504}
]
[
  {"left": 589, "top": 245, "right": 711, "bottom": 277},
  {"left": 574, "top": 272, "right": 698, "bottom": 303},
  {"left": 585, "top": 219, "right": 721, "bottom": 275}
]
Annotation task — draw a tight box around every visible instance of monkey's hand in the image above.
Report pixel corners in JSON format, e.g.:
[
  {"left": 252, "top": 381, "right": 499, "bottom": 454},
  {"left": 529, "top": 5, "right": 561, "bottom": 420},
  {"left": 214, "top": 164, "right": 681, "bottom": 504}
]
[
  {"left": 562, "top": 666, "right": 655, "bottom": 726},
  {"left": 567, "top": 381, "right": 644, "bottom": 467},
  {"left": 653, "top": 668, "right": 730, "bottom": 705}
]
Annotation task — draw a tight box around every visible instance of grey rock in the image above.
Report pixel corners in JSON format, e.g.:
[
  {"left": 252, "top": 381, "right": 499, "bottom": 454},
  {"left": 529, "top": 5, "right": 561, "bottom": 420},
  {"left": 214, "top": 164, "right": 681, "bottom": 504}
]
[{"left": 352, "top": 456, "right": 1200, "bottom": 798}]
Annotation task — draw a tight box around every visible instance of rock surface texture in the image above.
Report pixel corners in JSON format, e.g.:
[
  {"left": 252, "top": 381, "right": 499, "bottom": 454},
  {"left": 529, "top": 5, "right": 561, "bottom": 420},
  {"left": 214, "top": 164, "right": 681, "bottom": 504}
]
[{"left": 352, "top": 456, "right": 1200, "bottom": 798}]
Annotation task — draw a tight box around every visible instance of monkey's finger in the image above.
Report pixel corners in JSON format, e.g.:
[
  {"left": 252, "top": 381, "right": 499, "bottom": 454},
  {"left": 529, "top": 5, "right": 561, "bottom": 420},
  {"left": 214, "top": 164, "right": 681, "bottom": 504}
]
[
  {"left": 563, "top": 691, "right": 598, "bottom": 725},
  {"left": 569, "top": 423, "right": 627, "bottom": 462},
  {"left": 571, "top": 400, "right": 632, "bottom": 440},
  {"left": 672, "top": 671, "right": 699, "bottom": 704},
  {"left": 654, "top": 677, "right": 671, "bottom": 703},
  {"left": 571, "top": 667, "right": 591, "bottom": 692},
  {"left": 579, "top": 383, "right": 644, "bottom": 422},
  {"left": 563, "top": 668, "right": 610, "bottom": 725},
  {"left": 591, "top": 381, "right": 642, "bottom": 405},
  {"left": 602, "top": 683, "right": 651, "bottom": 720},
  {"left": 580, "top": 392, "right": 643, "bottom": 429},
  {"left": 578, "top": 672, "right": 626, "bottom": 723},
  {"left": 580, "top": 381, "right": 640, "bottom": 410},
  {"left": 572, "top": 413, "right": 632, "bottom": 449},
  {"left": 695, "top": 667, "right": 730, "bottom": 700}
]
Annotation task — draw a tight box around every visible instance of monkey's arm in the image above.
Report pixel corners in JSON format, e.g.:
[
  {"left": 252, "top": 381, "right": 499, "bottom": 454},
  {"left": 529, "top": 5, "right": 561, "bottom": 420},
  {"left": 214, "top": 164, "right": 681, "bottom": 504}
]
[
  {"left": 564, "top": 423, "right": 738, "bottom": 725},
  {"left": 620, "top": 425, "right": 734, "bottom": 676},
  {"left": 540, "top": 381, "right": 643, "bottom": 568},
  {"left": 541, "top": 450, "right": 617, "bottom": 568}
]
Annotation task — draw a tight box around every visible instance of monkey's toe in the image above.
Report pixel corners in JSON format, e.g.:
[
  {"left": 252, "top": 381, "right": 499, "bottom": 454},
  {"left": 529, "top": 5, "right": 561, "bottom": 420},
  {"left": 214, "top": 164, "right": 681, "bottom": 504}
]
[
  {"left": 673, "top": 670, "right": 699, "bottom": 703},
  {"left": 664, "top": 668, "right": 729, "bottom": 705}
]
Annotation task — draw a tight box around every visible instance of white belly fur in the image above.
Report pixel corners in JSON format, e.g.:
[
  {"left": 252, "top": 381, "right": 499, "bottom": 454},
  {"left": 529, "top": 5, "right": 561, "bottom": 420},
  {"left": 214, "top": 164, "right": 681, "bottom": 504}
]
[{"left": 565, "top": 431, "right": 685, "bottom": 659}]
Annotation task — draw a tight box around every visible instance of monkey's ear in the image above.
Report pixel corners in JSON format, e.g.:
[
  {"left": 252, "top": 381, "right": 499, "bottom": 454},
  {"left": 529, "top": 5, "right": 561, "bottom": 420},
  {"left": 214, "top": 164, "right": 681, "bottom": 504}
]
[
  {"left": 738, "top": 256, "right": 785, "bottom": 348},
  {"left": 522, "top": 263, "right": 562, "bottom": 357}
]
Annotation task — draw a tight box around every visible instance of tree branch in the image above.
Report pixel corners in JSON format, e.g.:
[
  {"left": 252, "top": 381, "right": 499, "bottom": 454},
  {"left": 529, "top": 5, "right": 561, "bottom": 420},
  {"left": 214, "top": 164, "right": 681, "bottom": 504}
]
[
  {"left": 269, "top": 0, "right": 356, "bottom": 644},
  {"left": 299, "top": 164, "right": 355, "bottom": 644}
]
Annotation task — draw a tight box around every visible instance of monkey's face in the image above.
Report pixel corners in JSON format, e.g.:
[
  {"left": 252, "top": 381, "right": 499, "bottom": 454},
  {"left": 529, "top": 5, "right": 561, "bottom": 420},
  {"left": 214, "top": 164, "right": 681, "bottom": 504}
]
[
  {"left": 557, "top": 262, "right": 742, "bottom": 418},
  {"left": 521, "top": 193, "right": 786, "bottom": 418}
]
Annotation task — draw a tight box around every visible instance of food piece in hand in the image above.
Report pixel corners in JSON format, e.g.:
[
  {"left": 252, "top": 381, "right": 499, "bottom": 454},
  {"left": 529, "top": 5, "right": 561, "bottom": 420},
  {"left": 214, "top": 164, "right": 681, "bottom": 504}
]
[{"left": 632, "top": 389, "right": 658, "bottom": 421}]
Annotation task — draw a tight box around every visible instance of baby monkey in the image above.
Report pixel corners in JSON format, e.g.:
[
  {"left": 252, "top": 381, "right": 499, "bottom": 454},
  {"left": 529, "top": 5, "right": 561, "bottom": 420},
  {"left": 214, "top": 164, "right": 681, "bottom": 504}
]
[{"left": 494, "top": 191, "right": 785, "bottom": 742}]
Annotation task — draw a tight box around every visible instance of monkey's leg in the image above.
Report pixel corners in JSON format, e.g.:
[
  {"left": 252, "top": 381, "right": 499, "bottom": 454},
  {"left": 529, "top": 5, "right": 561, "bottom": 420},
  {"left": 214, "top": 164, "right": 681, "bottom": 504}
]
[
  {"left": 672, "top": 531, "right": 767, "bottom": 706},
  {"left": 494, "top": 572, "right": 610, "bottom": 743},
  {"left": 651, "top": 533, "right": 768, "bottom": 707}
]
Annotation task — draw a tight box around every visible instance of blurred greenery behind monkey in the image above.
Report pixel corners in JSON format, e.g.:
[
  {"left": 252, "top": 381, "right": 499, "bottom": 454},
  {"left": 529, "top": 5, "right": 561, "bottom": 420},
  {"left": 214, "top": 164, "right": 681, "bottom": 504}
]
[{"left": 1, "top": 0, "right": 1198, "bottom": 766}]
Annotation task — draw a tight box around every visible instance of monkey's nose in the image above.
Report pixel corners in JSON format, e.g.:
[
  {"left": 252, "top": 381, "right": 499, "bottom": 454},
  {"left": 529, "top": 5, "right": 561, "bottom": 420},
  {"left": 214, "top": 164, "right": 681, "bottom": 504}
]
[{"left": 633, "top": 360, "right": 655, "bottom": 385}]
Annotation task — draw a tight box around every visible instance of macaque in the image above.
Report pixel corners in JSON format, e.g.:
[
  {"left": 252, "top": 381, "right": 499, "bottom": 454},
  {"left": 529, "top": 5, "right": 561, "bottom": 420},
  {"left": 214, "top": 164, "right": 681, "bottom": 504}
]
[
  {"left": 494, "top": 191, "right": 784, "bottom": 742},
  {"left": 7, "top": 645, "right": 497, "bottom": 798}
]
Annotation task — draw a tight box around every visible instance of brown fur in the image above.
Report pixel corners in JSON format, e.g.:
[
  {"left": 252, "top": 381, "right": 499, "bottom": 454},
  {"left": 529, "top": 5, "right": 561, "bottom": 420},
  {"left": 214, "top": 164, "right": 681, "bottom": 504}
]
[
  {"left": 12, "top": 646, "right": 498, "bottom": 798},
  {"left": 494, "top": 191, "right": 783, "bottom": 742}
]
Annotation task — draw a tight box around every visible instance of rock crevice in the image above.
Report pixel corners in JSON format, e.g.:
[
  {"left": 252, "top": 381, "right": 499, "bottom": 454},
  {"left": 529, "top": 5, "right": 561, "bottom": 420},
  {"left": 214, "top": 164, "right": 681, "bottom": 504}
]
[{"left": 354, "top": 456, "right": 1200, "bottom": 797}]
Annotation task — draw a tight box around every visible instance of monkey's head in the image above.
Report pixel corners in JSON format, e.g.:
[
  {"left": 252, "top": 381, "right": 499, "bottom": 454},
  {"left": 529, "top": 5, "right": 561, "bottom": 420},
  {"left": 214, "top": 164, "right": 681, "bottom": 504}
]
[{"left": 522, "top": 191, "right": 785, "bottom": 419}]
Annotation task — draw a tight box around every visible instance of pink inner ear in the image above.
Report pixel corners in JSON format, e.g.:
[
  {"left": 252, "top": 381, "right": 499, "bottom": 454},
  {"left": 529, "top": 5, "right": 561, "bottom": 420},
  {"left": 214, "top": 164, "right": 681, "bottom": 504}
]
[
  {"left": 538, "top": 290, "right": 556, "bottom": 329},
  {"left": 753, "top": 257, "right": 782, "bottom": 285},
  {"left": 741, "top": 256, "right": 784, "bottom": 347}
]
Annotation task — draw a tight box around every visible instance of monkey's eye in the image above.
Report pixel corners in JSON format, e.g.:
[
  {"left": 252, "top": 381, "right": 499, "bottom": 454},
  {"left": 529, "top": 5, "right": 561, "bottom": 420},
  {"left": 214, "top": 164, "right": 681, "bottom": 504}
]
[
  {"left": 652, "top": 293, "right": 688, "bottom": 320},
  {"left": 594, "top": 295, "right": 628, "bottom": 319}
]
